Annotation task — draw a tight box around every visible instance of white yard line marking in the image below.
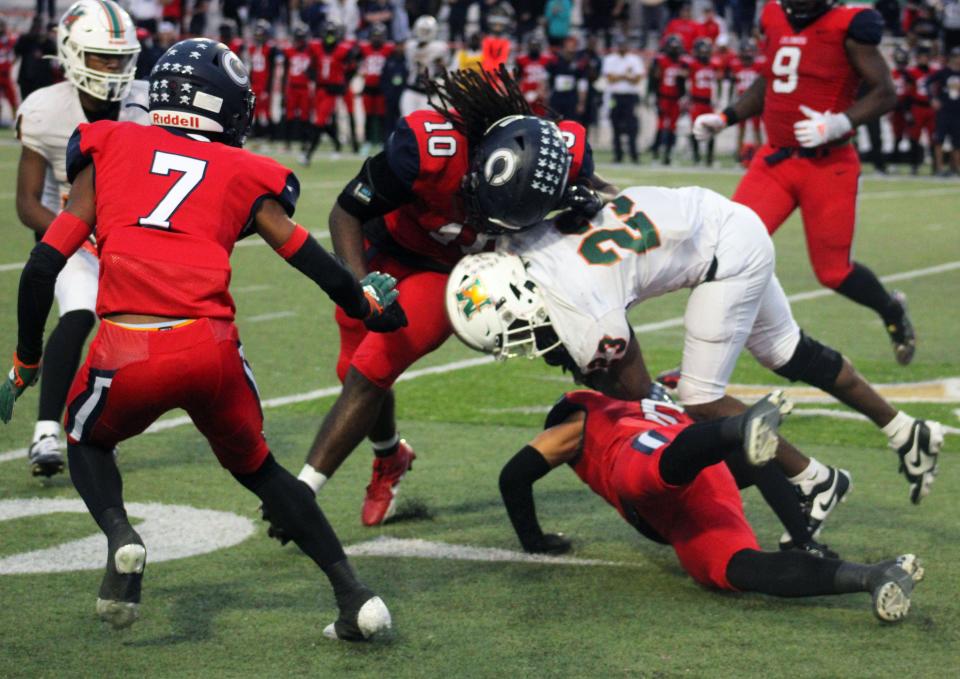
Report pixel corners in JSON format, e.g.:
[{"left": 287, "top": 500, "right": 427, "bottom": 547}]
[
  {"left": 233, "top": 284, "right": 273, "bottom": 293},
  {"left": 345, "top": 536, "right": 635, "bottom": 567},
  {"left": 0, "top": 256, "right": 955, "bottom": 462},
  {"left": 245, "top": 311, "right": 297, "bottom": 323},
  {"left": 0, "top": 262, "right": 24, "bottom": 273}
]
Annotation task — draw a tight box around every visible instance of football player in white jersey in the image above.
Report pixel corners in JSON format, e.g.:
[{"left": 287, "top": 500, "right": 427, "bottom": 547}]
[
  {"left": 447, "top": 186, "right": 944, "bottom": 547},
  {"left": 400, "top": 15, "right": 448, "bottom": 116},
  {"left": 14, "top": 0, "right": 147, "bottom": 477}
]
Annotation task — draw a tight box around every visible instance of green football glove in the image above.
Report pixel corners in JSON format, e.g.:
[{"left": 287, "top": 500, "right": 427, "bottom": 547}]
[
  {"left": 361, "top": 271, "right": 408, "bottom": 333},
  {"left": 0, "top": 353, "right": 41, "bottom": 424}
]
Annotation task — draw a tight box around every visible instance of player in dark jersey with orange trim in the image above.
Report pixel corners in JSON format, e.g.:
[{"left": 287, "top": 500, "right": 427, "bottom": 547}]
[
  {"left": 284, "top": 67, "right": 618, "bottom": 529},
  {"left": 0, "top": 39, "right": 398, "bottom": 642},
  {"left": 498, "top": 389, "right": 925, "bottom": 623},
  {"left": 693, "top": 0, "right": 916, "bottom": 365}
]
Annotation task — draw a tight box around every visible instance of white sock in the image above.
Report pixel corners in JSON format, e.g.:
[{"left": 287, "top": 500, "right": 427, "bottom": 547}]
[
  {"left": 881, "top": 411, "right": 914, "bottom": 449},
  {"left": 371, "top": 433, "right": 400, "bottom": 452},
  {"left": 787, "top": 457, "right": 830, "bottom": 495},
  {"left": 297, "top": 464, "right": 328, "bottom": 494},
  {"left": 33, "top": 420, "right": 61, "bottom": 443}
]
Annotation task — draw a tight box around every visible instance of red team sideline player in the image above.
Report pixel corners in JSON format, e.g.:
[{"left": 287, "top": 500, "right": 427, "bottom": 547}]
[
  {"left": 357, "top": 23, "right": 394, "bottom": 147},
  {"left": 498, "top": 389, "right": 924, "bottom": 622},
  {"left": 694, "top": 0, "right": 916, "bottom": 365},
  {"left": 650, "top": 34, "right": 688, "bottom": 165},
  {"left": 0, "top": 39, "right": 398, "bottom": 641},
  {"left": 282, "top": 27, "right": 314, "bottom": 150},
  {"left": 729, "top": 41, "right": 765, "bottom": 155},
  {"left": 246, "top": 20, "right": 280, "bottom": 140},
  {"left": 0, "top": 19, "right": 17, "bottom": 117},
  {"left": 687, "top": 38, "right": 718, "bottom": 166}
]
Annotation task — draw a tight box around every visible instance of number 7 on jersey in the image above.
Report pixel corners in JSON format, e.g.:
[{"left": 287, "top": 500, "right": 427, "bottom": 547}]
[{"left": 138, "top": 151, "right": 208, "bottom": 229}]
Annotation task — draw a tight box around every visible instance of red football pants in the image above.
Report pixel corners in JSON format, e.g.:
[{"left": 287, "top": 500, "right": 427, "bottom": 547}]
[
  {"left": 285, "top": 85, "right": 312, "bottom": 121},
  {"left": 909, "top": 104, "right": 935, "bottom": 142},
  {"left": 314, "top": 89, "right": 337, "bottom": 125},
  {"left": 362, "top": 93, "right": 386, "bottom": 116},
  {"left": 0, "top": 77, "right": 17, "bottom": 110},
  {"left": 252, "top": 86, "right": 271, "bottom": 122},
  {"left": 891, "top": 110, "right": 908, "bottom": 140},
  {"left": 65, "top": 318, "right": 269, "bottom": 474},
  {"left": 732, "top": 143, "right": 860, "bottom": 289},
  {"left": 657, "top": 97, "right": 680, "bottom": 132},
  {"left": 335, "top": 252, "right": 452, "bottom": 389}
]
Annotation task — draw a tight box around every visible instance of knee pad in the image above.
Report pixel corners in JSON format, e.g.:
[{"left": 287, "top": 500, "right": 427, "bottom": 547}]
[{"left": 773, "top": 331, "right": 842, "bottom": 391}]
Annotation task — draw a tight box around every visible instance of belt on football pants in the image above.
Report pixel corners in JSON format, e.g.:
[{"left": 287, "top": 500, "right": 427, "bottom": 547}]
[{"left": 763, "top": 145, "right": 837, "bottom": 166}]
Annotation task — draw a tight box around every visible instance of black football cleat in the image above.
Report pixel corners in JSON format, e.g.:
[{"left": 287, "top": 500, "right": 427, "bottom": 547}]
[
  {"left": 885, "top": 290, "right": 916, "bottom": 366},
  {"left": 323, "top": 586, "right": 392, "bottom": 642},
  {"left": 96, "top": 527, "right": 146, "bottom": 630}
]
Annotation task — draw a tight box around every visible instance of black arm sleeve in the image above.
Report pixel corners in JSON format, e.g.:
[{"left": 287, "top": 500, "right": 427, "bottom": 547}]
[
  {"left": 17, "top": 243, "right": 68, "bottom": 364},
  {"left": 286, "top": 234, "right": 370, "bottom": 319},
  {"left": 499, "top": 445, "right": 553, "bottom": 549}
]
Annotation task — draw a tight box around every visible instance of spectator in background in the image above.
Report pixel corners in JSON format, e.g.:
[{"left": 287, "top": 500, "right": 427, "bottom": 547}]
[
  {"left": 908, "top": 42, "right": 940, "bottom": 173},
  {"left": 452, "top": 31, "right": 484, "bottom": 71},
  {"left": 517, "top": 34, "right": 554, "bottom": 114},
  {"left": 135, "top": 24, "right": 168, "bottom": 79},
  {"left": 943, "top": 0, "right": 960, "bottom": 52},
  {"left": 361, "top": 0, "right": 396, "bottom": 38},
  {"left": 545, "top": 0, "right": 572, "bottom": 48},
  {"left": 380, "top": 40, "right": 406, "bottom": 135},
  {"left": 0, "top": 18, "right": 19, "bottom": 122},
  {"left": 482, "top": 6, "right": 513, "bottom": 72},
  {"left": 219, "top": 20, "right": 245, "bottom": 54},
  {"left": 222, "top": 0, "right": 249, "bottom": 34},
  {"left": 300, "top": 0, "right": 329, "bottom": 35},
  {"left": 908, "top": 3, "right": 940, "bottom": 46},
  {"left": 328, "top": 0, "right": 361, "bottom": 38},
  {"left": 929, "top": 47, "right": 960, "bottom": 175},
  {"left": 577, "top": 33, "right": 604, "bottom": 135},
  {"left": 547, "top": 35, "right": 585, "bottom": 120},
  {"left": 188, "top": 1, "right": 209, "bottom": 36},
  {"left": 875, "top": 0, "right": 903, "bottom": 36},
  {"left": 514, "top": 0, "right": 546, "bottom": 42},
  {"left": 14, "top": 17, "right": 56, "bottom": 100},
  {"left": 445, "top": 0, "right": 472, "bottom": 42},
  {"left": 128, "top": 0, "right": 163, "bottom": 33},
  {"left": 584, "top": 0, "right": 620, "bottom": 46},
  {"left": 162, "top": 0, "right": 186, "bottom": 34},
  {"left": 640, "top": 0, "right": 667, "bottom": 48},
  {"left": 698, "top": 5, "right": 724, "bottom": 43},
  {"left": 733, "top": 0, "right": 757, "bottom": 40},
  {"left": 603, "top": 35, "right": 645, "bottom": 163},
  {"left": 662, "top": 3, "right": 699, "bottom": 51}
]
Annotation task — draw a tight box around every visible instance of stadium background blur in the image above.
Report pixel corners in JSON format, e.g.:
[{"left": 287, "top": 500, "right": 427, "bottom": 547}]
[{"left": 1, "top": 0, "right": 959, "bottom": 173}]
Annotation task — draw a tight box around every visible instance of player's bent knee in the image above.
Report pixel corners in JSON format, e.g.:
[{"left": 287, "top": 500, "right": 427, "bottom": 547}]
[
  {"left": 813, "top": 262, "right": 853, "bottom": 290},
  {"left": 773, "top": 331, "right": 843, "bottom": 391}
]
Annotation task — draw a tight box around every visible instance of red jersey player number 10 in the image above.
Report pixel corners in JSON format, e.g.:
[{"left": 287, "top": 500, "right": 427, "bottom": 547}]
[
  {"left": 423, "top": 120, "right": 457, "bottom": 157},
  {"left": 138, "top": 151, "right": 208, "bottom": 229},
  {"left": 771, "top": 46, "right": 801, "bottom": 94}
]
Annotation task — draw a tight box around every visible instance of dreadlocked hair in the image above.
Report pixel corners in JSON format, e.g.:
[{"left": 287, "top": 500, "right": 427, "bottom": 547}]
[{"left": 426, "top": 65, "right": 555, "bottom": 145}]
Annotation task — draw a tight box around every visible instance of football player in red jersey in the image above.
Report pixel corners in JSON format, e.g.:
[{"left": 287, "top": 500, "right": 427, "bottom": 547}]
[
  {"left": 662, "top": 2, "right": 700, "bottom": 52},
  {"left": 729, "top": 40, "right": 765, "bottom": 157},
  {"left": 693, "top": 0, "right": 917, "bottom": 365},
  {"left": 688, "top": 38, "right": 719, "bottom": 166},
  {"left": 247, "top": 20, "right": 280, "bottom": 141},
  {"left": 307, "top": 22, "right": 355, "bottom": 162},
  {"left": 283, "top": 67, "right": 618, "bottom": 528},
  {"left": 516, "top": 35, "right": 554, "bottom": 116},
  {"left": 0, "top": 39, "right": 399, "bottom": 641},
  {"left": 649, "top": 34, "right": 688, "bottom": 165},
  {"left": 499, "top": 390, "right": 924, "bottom": 623},
  {"left": 906, "top": 42, "right": 941, "bottom": 174},
  {"left": 357, "top": 23, "right": 394, "bottom": 149},
  {"left": 890, "top": 45, "right": 913, "bottom": 165},
  {"left": 281, "top": 27, "right": 315, "bottom": 154},
  {"left": 0, "top": 19, "right": 18, "bottom": 120}
]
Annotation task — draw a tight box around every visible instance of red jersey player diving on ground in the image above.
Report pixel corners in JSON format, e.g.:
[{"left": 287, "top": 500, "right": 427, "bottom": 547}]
[
  {"left": 499, "top": 389, "right": 925, "bottom": 622},
  {"left": 693, "top": 0, "right": 916, "bottom": 365},
  {"left": 0, "top": 39, "right": 402, "bottom": 642}
]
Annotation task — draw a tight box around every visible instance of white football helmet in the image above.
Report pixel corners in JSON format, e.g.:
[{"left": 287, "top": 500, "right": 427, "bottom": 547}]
[
  {"left": 412, "top": 15, "right": 439, "bottom": 43},
  {"left": 445, "top": 252, "right": 561, "bottom": 360},
  {"left": 57, "top": 0, "right": 140, "bottom": 101}
]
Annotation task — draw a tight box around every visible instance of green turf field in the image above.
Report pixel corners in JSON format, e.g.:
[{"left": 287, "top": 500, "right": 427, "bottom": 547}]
[{"left": 0, "top": 134, "right": 957, "bottom": 678}]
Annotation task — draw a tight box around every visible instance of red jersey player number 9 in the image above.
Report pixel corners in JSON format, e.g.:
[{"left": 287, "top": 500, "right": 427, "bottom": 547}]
[
  {"left": 138, "top": 151, "right": 208, "bottom": 229},
  {"left": 771, "top": 46, "right": 801, "bottom": 94}
]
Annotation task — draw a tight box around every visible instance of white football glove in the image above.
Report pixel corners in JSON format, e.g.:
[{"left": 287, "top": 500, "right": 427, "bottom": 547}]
[
  {"left": 793, "top": 105, "right": 852, "bottom": 148},
  {"left": 692, "top": 112, "right": 728, "bottom": 141}
]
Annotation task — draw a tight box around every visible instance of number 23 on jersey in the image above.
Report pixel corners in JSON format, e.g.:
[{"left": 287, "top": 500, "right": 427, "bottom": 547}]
[{"left": 577, "top": 195, "right": 661, "bottom": 266}]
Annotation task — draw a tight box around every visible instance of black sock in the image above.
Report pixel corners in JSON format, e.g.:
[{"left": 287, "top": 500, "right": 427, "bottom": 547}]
[
  {"left": 725, "top": 452, "right": 813, "bottom": 546},
  {"left": 68, "top": 442, "right": 125, "bottom": 529},
  {"left": 232, "top": 454, "right": 347, "bottom": 570},
  {"left": 38, "top": 310, "right": 95, "bottom": 422},
  {"left": 834, "top": 263, "right": 899, "bottom": 322},
  {"left": 726, "top": 548, "right": 843, "bottom": 597},
  {"left": 373, "top": 442, "right": 399, "bottom": 458}
]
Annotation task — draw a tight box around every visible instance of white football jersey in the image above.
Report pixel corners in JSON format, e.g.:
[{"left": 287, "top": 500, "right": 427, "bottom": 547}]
[
  {"left": 16, "top": 80, "right": 150, "bottom": 214},
  {"left": 404, "top": 39, "right": 448, "bottom": 86},
  {"left": 501, "top": 186, "right": 729, "bottom": 372}
]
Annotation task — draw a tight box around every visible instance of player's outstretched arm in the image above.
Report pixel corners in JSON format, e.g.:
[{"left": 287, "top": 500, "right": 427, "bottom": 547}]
[
  {"left": 2, "top": 166, "right": 96, "bottom": 423},
  {"left": 256, "top": 199, "right": 407, "bottom": 330},
  {"left": 843, "top": 38, "right": 896, "bottom": 127},
  {"left": 15, "top": 146, "right": 58, "bottom": 235},
  {"left": 693, "top": 75, "right": 766, "bottom": 141},
  {"left": 499, "top": 416, "right": 582, "bottom": 554}
]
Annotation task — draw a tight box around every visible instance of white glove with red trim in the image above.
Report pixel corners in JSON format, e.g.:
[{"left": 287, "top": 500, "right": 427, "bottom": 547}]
[
  {"left": 793, "top": 105, "right": 852, "bottom": 148},
  {"left": 692, "top": 112, "right": 728, "bottom": 141}
]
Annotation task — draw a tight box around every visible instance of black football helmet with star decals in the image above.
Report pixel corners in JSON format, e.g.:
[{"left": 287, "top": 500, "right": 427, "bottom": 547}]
[
  {"left": 463, "top": 115, "right": 572, "bottom": 234},
  {"left": 148, "top": 38, "right": 255, "bottom": 147}
]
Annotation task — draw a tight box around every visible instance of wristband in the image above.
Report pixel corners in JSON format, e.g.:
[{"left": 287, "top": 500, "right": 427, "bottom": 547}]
[
  {"left": 722, "top": 106, "right": 739, "bottom": 127},
  {"left": 274, "top": 224, "right": 310, "bottom": 260}
]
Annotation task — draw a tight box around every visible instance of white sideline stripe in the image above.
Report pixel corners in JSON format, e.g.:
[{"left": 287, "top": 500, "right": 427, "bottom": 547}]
[
  {"left": 0, "top": 262, "right": 24, "bottom": 273},
  {"left": 0, "top": 448, "right": 27, "bottom": 463},
  {"left": 0, "top": 256, "right": 954, "bottom": 462},
  {"left": 632, "top": 259, "right": 960, "bottom": 334},
  {"left": 245, "top": 311, "right": 296, "bottom": 323},
  {"left": 345, "top": 536, "right": 635, "bottom": 567},
  {"left": 234, "top": 284, "right": 273, "bottom": 293}
]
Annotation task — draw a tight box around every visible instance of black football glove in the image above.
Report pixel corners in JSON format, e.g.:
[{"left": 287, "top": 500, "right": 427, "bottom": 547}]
[
  {"left": 562, "top": 183, "right": 604, "bottom": 218},
  {"left": 522, "top": 532, "right": 572, "bottom": 555},
  {"left": 363, "top": 301, "right": 408, "bottom": 333}
]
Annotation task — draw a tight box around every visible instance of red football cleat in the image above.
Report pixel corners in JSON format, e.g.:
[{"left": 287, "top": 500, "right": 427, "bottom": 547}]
[{"left": 361, "top": 440, "right": 416, "bottom": 526}]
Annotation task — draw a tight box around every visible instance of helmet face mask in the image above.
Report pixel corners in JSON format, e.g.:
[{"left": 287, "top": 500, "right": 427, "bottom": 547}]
[
  {"left": 781, "top": 0, "right": 835, "bottom": 25},
  {"left": 445, "top": 253, "right": 561, "bottom": 361},
  {"left": 58, "top": 0, "right": 140, "bottom": 102}
]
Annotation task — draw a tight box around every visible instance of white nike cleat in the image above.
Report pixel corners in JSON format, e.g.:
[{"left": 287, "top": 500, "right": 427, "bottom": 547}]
[
  {"left": 743, "top": 390, "right": 793, "bottom": 466},
  {"left": 323, "top": 590, "right": 392, "bottom": 641},
  {"left": 894, "top": 420, "right": 943, "bottom": 504},
  {"left": 28, "top": 435, "right": 64, "bottom": 478}
]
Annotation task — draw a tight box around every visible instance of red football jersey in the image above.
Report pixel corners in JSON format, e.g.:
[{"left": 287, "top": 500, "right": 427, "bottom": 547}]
[
  {"left": 517, "top": 53, "right": 555, "bottom": 98},
  {"left": 907, "top": 64, "right": 940, "bottom": 104},
  {"left": 662, "top": 18, "right": 700, "bottom": 52},
  {"left": 312, "top": 40, "right": 353, "bottom": 86},
  {"left": 227, "top": 38, "right": 244, "bottom": 56},
  {"left": 380, "top": 110, "right": 592, "bottom": 268},
  {"left": 0, "top": 35, "right": 15, "bottom": 77},
  {"left": 656, "top": 54, "right": 687, "bottom": 98},
  {"left": 247, "top": 42, "right": 278, "bottom": 91},
  {"left": 73, "top": 121, "right": 297, "bottom": 320},
  {"left": 759, "top": 2, "right": 875, "bottom": 147},
  {"left": 688, "top": 59, "right": 718, "bottom": 101},
  {"left": 284, "top": 46, "right": 314, "bottom": 87},
  {"left": 892, "top": 66, "right": 913, "bottom": 102},
  {"left": 731, "top": 56, "right": 765, "bottom": 95},
  {"left": 358, "top": 42, "right": 394, "bottom": 88}
]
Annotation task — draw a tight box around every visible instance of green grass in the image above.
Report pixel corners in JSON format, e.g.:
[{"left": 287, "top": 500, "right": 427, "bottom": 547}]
[{"left": 0, "top": 135, "right": 958, "bottom": 678}]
